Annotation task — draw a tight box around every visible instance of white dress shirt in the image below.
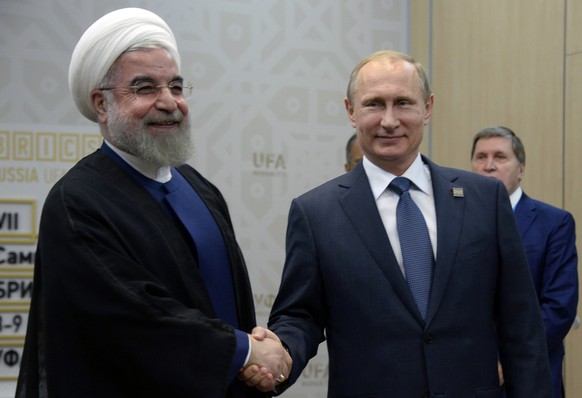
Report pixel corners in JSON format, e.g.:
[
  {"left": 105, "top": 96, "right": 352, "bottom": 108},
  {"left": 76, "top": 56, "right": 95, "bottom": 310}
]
[
  {"left": 363, "top": 153, "right": 437, "bottom": 275},
  {"left": 509, "top": 186, "right": 523, "bottom": 211}
]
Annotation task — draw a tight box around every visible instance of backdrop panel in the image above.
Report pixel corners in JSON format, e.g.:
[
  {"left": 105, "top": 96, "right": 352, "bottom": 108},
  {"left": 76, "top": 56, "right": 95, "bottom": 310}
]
[{"left": 0, "top": 1, "right": 409, "bottom": 396}]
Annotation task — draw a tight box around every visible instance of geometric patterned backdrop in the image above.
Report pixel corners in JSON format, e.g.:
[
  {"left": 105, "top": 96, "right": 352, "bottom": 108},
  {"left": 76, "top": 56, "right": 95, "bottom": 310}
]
[{"left": 0, "top": 1, "right": 408, "bottom": 396}]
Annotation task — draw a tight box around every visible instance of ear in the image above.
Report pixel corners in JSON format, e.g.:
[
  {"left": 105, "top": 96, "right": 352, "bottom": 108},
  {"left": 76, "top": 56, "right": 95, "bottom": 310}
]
[
  {"left": 345, "top": 97, "right": 356, "bottom": 128},
  {"left": 518, "top": 163, "right": 525, "bottom": 182},
  {"left": 91, "top": 89, "right": 109, "bottom": 124},
  {"left": 423, "top": 94, "right": 434, "bottom": 125}
]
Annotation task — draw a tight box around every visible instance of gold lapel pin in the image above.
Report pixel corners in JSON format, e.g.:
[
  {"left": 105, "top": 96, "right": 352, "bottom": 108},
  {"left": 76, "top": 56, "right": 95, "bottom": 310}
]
[{"left": 452, "top": 187, "right": 464, "bottom": 198}]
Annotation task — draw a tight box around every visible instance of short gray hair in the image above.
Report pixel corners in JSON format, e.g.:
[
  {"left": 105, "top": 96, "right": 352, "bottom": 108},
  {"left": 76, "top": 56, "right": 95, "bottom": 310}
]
[
  {"left": 471, "top": 126, "right": 526, "bottom": 165},
  {"left": 346, "top": 50, "right": 431, "bottom": 105}
]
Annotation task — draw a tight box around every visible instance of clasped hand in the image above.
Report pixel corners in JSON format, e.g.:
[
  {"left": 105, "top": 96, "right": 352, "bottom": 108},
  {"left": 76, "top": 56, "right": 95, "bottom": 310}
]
[{"left": 238, "top": 326, "right": 292, "bottom": 392}]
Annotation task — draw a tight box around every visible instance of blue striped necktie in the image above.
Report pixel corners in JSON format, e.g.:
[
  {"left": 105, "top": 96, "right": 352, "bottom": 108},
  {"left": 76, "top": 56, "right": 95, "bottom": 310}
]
[{"left": 389, "top": 176, "right": 434, "bottom": 320}]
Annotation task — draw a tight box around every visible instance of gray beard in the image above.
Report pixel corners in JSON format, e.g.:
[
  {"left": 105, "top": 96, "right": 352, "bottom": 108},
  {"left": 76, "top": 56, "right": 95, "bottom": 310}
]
[{"left": 106, "top": 110, "right": 194, "bottom": 168}]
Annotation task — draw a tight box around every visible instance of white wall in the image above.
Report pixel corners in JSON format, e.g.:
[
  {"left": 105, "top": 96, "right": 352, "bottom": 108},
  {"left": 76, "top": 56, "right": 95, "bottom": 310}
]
[{"left": 0, "top": 0, "right": 409, "bottom": 396}]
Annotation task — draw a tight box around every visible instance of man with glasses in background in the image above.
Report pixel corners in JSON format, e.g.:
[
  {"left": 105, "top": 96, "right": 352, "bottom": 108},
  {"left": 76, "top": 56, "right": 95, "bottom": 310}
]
[{"left": 16, "top": 8, "right": 290, "bottom": 398}]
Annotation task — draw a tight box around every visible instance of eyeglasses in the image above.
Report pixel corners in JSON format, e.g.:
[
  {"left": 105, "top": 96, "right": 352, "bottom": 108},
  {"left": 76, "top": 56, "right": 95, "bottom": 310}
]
[{"left": 99, "top": 80, "right": 193, "bottom": 100}]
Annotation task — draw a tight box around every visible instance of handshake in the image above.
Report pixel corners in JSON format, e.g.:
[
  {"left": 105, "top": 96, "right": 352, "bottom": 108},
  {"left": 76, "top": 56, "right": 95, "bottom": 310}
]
[{"left": 238, "top": 326, "right": 293, "bottom": 392}]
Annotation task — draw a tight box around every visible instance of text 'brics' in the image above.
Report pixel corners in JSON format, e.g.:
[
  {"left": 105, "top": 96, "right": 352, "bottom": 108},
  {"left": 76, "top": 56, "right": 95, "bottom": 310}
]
[{"left": 0, "top": 130, "right": 101, "bottom": 162}]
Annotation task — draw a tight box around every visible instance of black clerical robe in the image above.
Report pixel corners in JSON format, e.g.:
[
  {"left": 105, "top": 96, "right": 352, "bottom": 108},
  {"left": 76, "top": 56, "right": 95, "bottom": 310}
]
[{"left": 16, "top": 148, "right": 265, "bottom": 398}]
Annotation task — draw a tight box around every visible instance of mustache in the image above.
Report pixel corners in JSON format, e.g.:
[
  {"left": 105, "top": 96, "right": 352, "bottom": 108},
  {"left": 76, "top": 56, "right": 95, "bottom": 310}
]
[{"left": 144, "top": 111, "right": 185, "bottom": 124}]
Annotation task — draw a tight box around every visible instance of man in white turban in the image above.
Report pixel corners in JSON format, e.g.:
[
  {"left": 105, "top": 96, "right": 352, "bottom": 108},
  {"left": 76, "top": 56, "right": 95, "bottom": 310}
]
[
  {"left": 69, "top": 7, "right": 181, "bottom": 123},
  {"left": 16, "top": 8, "right": 290, "bottom": 398}
]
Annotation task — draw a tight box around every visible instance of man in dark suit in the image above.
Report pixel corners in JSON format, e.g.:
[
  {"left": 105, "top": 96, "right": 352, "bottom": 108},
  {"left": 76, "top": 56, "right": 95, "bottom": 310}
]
[
  {"left": 471, "top": 126, "right": 578, "bottom": 398},
  {"left": 242, "top": 50, "right": 551, "bottom": 397},
  {"left": 16, "top": 8, "right": 290, "bottom": 397}
]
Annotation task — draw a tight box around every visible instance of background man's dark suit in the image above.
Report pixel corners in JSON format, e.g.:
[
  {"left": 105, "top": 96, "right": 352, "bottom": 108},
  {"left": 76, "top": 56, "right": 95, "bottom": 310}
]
[
  {"left": 514, "top": 193, "right": 578, "bottom": 397},
  {"left": 268, "top": 157, "right": 551, "bottom": 397}
]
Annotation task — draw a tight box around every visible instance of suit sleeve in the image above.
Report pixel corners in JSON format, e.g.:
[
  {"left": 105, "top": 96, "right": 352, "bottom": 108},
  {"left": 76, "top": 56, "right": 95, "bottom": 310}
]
[
  {"left": 268, "top": 198, "right": 327, "bottom": 388},
  {"left": 539, "top": 212, "right": 578, "bottom": 352}
]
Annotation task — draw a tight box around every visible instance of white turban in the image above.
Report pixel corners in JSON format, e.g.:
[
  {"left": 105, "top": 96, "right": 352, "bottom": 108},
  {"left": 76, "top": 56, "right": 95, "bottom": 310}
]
[{"left": 69, "top": 8, "right": 180, "bottom": 122}]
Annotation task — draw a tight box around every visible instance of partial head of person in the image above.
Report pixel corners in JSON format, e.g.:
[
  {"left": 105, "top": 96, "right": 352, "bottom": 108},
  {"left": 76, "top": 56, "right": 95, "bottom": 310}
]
[
  {"left": 344, "top": 133, "right": 363, "bottom": 172},
  {"left": 344, "top": 50, "right": 433, "bottom": 176},
  {"left": 69, "top": 8, "right": 194, "bottom": 167},
  {"left": 470, "top": 125, "right": 525, "bottom": 195}
]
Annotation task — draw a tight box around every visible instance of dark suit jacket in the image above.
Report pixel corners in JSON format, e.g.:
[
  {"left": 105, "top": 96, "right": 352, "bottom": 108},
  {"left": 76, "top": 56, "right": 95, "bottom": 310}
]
[
  {"left": 269, "top": 156, "right": 551, "bottom": 398},
  {"left": 514, "top": 193, "right": 578, "bottom": 397},
  {"left": 17, "top": 149, "right": 264, "bottom": 398}
]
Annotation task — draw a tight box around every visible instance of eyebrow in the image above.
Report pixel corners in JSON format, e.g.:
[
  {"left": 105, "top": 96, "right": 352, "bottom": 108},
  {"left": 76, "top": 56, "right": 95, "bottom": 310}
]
[{"left": 129, "top": 75, "right": 184, "bottom": 86}]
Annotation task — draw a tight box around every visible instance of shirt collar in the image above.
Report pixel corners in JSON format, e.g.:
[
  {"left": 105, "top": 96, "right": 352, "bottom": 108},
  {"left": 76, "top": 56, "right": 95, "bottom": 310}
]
[
  {"left": 103, "top": 140, "right": 172, "bottom": 183},
  {"left": 510, "top": 186, "right": 523, "bottom": 211},
  {"left": 363, "top": 153, "right": 430, "bottom": 200}
]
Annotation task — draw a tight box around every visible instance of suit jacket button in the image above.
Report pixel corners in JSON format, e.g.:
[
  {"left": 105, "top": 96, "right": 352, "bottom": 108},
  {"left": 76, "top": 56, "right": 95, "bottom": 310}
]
[{"left": 424, "top": 335, "right": 433, "bottom": 344}]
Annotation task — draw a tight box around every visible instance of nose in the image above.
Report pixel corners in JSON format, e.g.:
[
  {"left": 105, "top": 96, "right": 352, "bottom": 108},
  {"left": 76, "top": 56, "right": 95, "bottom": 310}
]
[
  {"left": 380, "top": 106, "right": 400, "bottom": 130},
  {"left": 483, "top": 157, "right": 496, "bottom": 171},
  {"left": 154, "top": 86, "right": 179, "bottom": 112}
]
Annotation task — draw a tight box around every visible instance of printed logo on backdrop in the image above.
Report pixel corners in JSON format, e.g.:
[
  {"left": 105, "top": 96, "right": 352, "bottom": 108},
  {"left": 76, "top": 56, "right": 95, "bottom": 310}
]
[
  {"left": 0, "top": 125, "right": 101, "bottom": 380},
  {"left": 0, "top": 129, "right": 101, "bottom": 184},
  {"left": 300, "top": 358, "right": 329, "bottom": 387},
  {"left": 253, "top": 291, "right": 276, "bottom": 319},
  {"left": 0, "top": 200, "right": 36, "bottom": 246},
  {"left": 252, "top": 151, "right": 286, "bottom": 177}
]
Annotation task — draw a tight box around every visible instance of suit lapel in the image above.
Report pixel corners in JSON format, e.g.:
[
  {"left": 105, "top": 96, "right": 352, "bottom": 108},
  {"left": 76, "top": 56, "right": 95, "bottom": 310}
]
[
  {"left": 514, "top": 194, "right": 536, "bottom": 239},
  {"left": 424, "top": 159, "right": 465, "bottom": 323},
  {"left": 338, "top": 164, "right": 423, "bottom": 321}
]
